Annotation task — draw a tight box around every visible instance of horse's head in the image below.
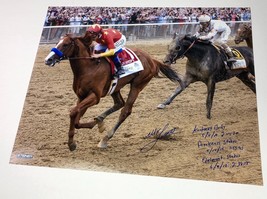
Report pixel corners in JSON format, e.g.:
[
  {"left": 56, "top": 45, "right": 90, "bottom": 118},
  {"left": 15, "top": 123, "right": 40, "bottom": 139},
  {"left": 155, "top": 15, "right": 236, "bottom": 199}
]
[
  {"left": 234, "top": 24, "right": 252, "bottom": 44},
  {"left": 45, "top": 34, "right": 76, "bottom": 66},
  {"left": 163, "top": 34, "right": 196, "bottom": 65}
]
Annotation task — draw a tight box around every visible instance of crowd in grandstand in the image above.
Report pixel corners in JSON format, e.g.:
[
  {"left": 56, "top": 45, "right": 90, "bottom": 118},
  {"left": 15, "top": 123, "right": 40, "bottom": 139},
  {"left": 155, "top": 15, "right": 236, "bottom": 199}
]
[
  {"left": 44, "top": 7, "right": 252, "bottom": 27},
  {"left": 41, "top": 7, "right": 251, "bottom": 42}
]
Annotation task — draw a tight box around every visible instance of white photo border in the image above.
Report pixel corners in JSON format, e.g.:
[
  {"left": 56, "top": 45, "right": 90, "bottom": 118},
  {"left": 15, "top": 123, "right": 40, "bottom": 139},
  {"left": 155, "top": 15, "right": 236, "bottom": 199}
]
[{"left": 0, "top": 0, "right": 266, "bottom": 198}]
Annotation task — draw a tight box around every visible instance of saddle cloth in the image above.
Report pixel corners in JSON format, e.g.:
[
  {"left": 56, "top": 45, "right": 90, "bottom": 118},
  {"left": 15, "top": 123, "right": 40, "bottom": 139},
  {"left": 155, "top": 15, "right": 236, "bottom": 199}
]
[
  {"left": 213, "top": 44, "right": 247, "bottom": 70},
  {"left": 230, "top": 48, "right": 247, "bottom": 70},
  {"left": 108, "top": 48, "right": 144, "bottom": 77},
  {"left": 106, "top": 48, "right": 144, "bottom": 95}
]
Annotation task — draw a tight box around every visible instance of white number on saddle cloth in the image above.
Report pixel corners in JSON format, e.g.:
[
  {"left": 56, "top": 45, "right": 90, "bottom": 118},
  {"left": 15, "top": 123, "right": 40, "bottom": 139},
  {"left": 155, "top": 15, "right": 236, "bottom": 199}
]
[
  {"left": 232, "top": 59, "right": 247, "bottom": 70},
  {"left": 231, "top": 49, "right": 247, "bottom": 70}
]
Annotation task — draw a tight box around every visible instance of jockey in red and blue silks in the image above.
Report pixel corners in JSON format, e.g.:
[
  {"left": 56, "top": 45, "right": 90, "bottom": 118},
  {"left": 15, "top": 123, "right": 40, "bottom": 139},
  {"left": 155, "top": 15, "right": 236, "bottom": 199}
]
[{"left": 86, "top": 24, "right": 126, "bottom": 77}]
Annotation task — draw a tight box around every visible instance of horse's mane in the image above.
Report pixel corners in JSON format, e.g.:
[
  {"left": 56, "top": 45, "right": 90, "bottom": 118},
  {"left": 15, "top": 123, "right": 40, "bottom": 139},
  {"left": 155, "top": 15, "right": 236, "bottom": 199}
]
[
  {"left": 64, "top": 33, "right": 93, "bottom": 48},
  {"left": 182, "top": 34, "right": 224, "bottom": 57},
  {"left": 183, "top": 34, "right": 212, "bottom": 45},
  {"left": 67, "top": 34, "right": 94, "bottom": 56}
]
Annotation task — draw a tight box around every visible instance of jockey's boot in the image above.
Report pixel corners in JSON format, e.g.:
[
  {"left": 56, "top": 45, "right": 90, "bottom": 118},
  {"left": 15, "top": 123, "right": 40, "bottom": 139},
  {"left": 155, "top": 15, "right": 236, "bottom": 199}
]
[
  {"left": 226, "top": 51, "right": 237, "bottom": 63},
  {"left": 114, "top": 62, "right": 125, "bottom": 78},
  {"left": 222, "top": 43, "right": 237, "bottom": 63},
  {"left": 112, "top": 55, "right": 125, "bottom": 78}
]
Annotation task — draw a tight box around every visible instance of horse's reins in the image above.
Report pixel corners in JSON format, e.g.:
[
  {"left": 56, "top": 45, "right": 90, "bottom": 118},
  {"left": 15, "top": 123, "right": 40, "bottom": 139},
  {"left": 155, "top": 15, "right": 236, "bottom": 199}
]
[
  {"left": 171, "top": 38, "right": 196, "bottom": 64},
  {"left": 68, "top": 39, "right": 94, "bottom": 60},
  {"left": 179, "top": 39, "right": 196, "bottom": 59}
]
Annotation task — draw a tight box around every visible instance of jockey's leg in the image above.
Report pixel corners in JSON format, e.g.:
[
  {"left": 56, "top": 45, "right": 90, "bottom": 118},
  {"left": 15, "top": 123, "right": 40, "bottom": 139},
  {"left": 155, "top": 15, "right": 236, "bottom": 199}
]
[
  {"left": 112, "top": 53, "right": 125, "bottom": 77},
  {"left": 221, "top": 43, "right": 236, "bottom": 63}
]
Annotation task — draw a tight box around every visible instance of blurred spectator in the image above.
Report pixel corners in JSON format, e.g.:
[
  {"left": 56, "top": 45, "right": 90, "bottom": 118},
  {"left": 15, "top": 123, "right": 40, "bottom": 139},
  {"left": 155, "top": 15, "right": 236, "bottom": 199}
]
[
  {"left": 44, "top": 6, "right": 252, "bottom": 26},
  {"left": 128, "top": 12, "right": 138, "bottom": 24},
  {"left": 43, "top": 6, "right": 252, "bottom": 40}
]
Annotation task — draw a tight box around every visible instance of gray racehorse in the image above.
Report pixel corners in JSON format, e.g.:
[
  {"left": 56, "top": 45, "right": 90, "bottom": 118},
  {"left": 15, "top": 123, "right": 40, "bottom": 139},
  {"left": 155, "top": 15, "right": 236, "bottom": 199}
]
[{"left": 157, "top": 34, "right": 255, "bottom": 119}]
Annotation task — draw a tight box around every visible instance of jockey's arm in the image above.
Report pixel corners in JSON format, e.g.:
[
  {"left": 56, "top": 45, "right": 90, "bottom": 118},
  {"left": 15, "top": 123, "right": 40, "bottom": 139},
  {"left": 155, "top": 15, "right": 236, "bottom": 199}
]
[
  {"left": 193, "top": 31, "right": 200, "bottom": 37},
  {"left": 199, "top": 29, "right": 217, "bottom": 40},
  {"left": 100, "top": 49, "right": 115, "bottom": 57},
  {"left": 193, "top": 26, "right": 201, "bottom": 37}
]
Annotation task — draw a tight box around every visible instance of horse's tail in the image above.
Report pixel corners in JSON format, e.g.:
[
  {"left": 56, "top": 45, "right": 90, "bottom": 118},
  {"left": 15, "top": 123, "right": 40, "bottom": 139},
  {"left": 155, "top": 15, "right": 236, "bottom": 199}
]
[{"left": 153, "top": 59, "right": 184, "bottom": 88}]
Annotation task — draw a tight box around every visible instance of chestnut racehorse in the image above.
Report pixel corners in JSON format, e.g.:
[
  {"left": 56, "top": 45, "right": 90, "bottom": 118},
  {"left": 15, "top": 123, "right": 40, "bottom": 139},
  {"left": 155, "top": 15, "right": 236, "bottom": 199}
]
[
  {"left": 234, "top": 23, "right": 253, "bottom": 49},
  {"left": 45, "top": 34, "right": 182, "bottom": 151}
]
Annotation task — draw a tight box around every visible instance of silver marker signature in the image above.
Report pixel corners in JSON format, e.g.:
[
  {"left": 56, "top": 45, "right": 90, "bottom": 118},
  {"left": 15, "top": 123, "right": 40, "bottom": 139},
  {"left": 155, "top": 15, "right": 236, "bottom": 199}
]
[{"left": 140, "top": 123, "right": 176, "bottom": 152}]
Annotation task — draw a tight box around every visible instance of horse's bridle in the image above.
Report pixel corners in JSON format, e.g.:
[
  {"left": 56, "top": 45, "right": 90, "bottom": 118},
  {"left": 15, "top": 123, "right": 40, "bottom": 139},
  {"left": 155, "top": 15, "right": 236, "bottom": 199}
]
[
  {"left": 45, "top": 38, "right": 76, "bottom": 67},
  {"left": 52, "top": 38, "right": 76, "bottom": 61},
  {"left": 170, "top": 38, "right": 196, "bottom": 64},
  {"left": 49, "top": 37, "right": 94, "bottom": 66}
]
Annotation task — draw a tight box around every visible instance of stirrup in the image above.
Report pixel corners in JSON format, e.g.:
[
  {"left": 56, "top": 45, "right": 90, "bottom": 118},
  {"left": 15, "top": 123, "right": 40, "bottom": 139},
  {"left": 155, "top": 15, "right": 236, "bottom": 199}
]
[{"left": 114, "top": 69, "right": 125, "bottom": 78}]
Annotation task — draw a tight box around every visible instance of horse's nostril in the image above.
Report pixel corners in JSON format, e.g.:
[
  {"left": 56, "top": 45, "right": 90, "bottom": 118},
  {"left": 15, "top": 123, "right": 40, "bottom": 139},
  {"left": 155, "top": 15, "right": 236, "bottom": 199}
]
[
  {"left": 163, "top": 60, "right": 172, "bottom": 66},
  {"left": 45, "top": 59, "right": 53, "bottom": 66}
]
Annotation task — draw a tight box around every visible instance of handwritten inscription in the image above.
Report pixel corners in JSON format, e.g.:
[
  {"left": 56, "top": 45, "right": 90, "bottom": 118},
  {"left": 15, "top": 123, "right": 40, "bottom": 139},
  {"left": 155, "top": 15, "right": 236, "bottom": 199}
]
[
  {"left": 194, "top": 124, "right": 250, "bottom": 170},
  {"left": 210, "top": 161, "right": 250, "bottom": 170},
  {"left": 140, "top": 123, "right": 176, "bottom": 152}
]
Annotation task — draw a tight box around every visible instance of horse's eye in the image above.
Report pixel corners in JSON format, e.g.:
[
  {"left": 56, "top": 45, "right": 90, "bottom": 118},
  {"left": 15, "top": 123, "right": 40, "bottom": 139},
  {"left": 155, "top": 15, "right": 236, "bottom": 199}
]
[{"left": 175, "top": 46, "right": 181, "bottom": 51}]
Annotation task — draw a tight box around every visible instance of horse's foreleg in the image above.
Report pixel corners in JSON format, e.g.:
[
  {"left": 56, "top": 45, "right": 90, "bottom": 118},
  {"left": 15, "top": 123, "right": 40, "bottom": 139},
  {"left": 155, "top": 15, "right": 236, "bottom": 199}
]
[
  {"left": 70, "top": 102, "right": 96, "bottom": 129},
  {"left": 95, "top": 91, "right": 125, "bottom": 122},
  {"left": 157, "top": 86, "right": 183, "bottom": 109},
  {"left": 206, "top": 79, "right": 216, "bottom": 119},
  {"left": 68, "top": 93, "right": 99, "bottom": 151},
  {"left": 98, "top": 87, "right": 140, "bottom": 148}
]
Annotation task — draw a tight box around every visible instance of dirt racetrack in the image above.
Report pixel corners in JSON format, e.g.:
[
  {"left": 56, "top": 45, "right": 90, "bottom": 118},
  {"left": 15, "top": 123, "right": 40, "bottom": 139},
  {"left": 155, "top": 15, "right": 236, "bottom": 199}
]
[{"left": 10, "top": 39, "right": 262, "bottom": 185}]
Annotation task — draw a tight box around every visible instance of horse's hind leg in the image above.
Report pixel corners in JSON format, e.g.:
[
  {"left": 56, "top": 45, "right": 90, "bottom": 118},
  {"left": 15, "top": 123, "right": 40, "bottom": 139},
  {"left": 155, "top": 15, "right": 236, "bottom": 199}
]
[
  {"left": 92, "top": 91, "right": 125, "bottom": 134},
  {"left": 237, "top": 72, "right": 256, "bottom": 93}
]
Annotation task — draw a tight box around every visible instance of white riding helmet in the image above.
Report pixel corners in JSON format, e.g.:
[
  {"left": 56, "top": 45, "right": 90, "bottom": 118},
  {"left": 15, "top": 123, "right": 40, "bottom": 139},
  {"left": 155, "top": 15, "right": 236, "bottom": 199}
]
[{"left": 198, "top": 15, "right": 211, "bottom": 23}]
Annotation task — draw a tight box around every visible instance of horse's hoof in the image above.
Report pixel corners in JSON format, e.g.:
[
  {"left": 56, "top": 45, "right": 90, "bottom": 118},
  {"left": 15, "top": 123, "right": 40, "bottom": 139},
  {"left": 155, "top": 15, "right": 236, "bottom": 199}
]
[
  {"left": 98, "top": 122, "right": 106, "bottom": 133},
  {"left": 97, "top": 140, "right": 108, "bottom": 148},
  {"left": 157, "top": 104, "right": 166, "bottom": 109},
  {"left": 68, "top": 143, "right": 77, "bottom": 151}
]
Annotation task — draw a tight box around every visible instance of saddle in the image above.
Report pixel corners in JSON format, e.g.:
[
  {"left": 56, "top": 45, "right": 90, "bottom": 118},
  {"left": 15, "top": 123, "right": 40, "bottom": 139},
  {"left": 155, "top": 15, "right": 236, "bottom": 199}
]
[
  {"left": 105, "top": 48, "right": 140, "bottom": 75},
  {"left": 190, "top": 36, "right": 247, "bottom": 70}
]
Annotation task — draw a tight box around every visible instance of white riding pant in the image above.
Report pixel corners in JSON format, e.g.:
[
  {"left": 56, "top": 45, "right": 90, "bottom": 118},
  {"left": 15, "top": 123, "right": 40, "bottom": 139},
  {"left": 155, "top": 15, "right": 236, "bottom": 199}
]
[{"left": 212, "top": 26, "right": 231, "bottom": 45}]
